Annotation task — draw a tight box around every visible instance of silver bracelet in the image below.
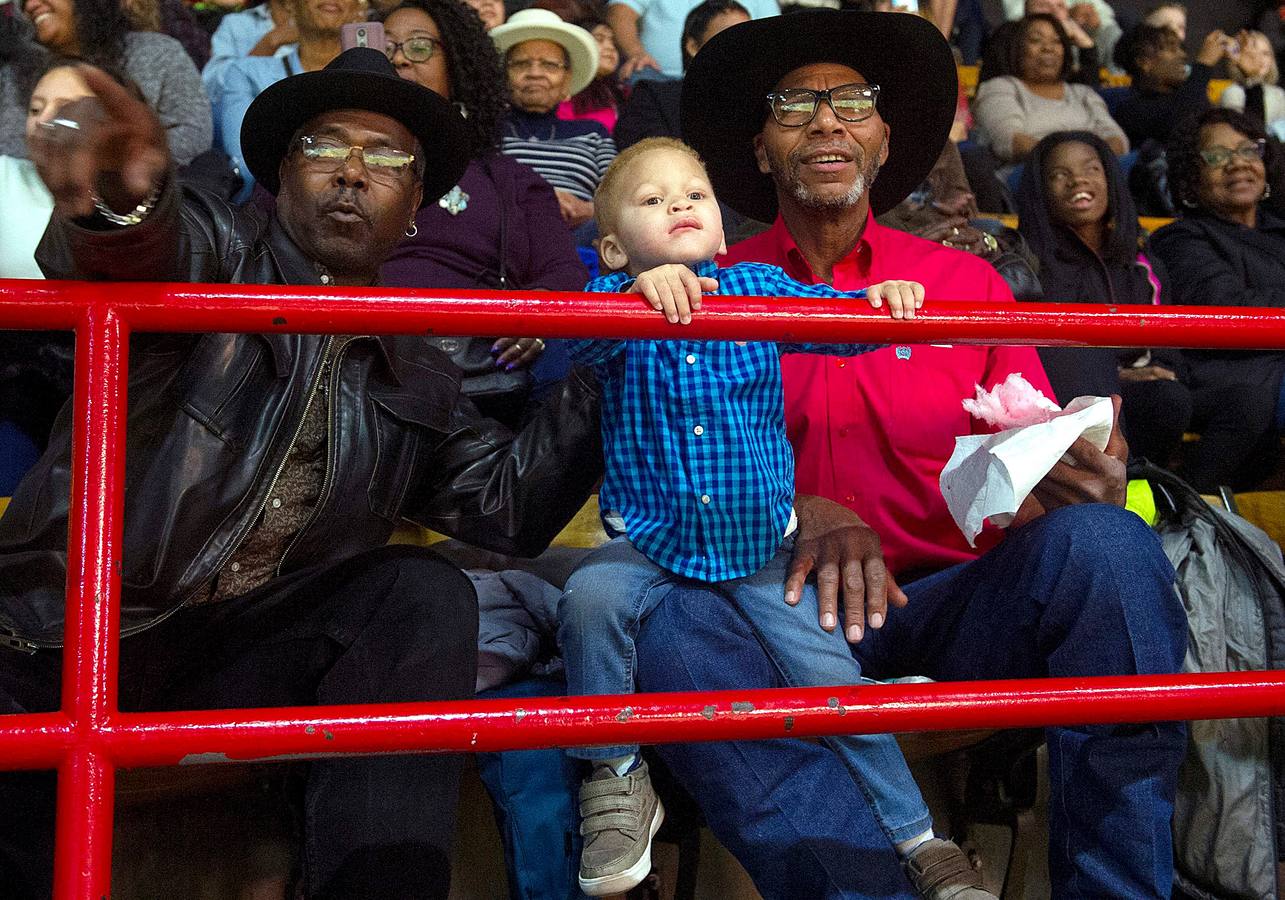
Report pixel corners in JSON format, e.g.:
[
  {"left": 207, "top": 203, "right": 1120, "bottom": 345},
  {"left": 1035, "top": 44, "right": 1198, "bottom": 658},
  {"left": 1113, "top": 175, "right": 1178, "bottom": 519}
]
[{"left": 92, "top": 185, "right": 161, "bottom": 227}]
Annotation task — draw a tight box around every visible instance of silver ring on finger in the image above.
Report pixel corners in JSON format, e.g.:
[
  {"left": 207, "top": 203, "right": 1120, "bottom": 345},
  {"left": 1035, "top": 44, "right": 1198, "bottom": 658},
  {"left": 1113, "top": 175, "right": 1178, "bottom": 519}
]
[{"left": 532, "top": 338, "right": 545, "bottom": 351}]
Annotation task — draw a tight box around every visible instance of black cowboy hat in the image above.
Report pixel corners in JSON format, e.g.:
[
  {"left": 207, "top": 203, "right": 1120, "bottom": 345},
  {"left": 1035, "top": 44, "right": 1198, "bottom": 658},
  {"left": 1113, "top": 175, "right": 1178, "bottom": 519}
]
[
  {"left": 241, "top": 47, "right": 470, "bottom": 207},
  {"left": 680, "top": 10, "right": 958, "bottom": 223}
]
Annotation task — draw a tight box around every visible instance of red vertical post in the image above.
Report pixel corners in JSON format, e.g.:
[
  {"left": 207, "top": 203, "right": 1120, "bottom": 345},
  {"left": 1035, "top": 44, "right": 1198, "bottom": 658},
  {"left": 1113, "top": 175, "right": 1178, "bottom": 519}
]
[{"left": 53, "top": 300, "right": 129, "bottom": 900}]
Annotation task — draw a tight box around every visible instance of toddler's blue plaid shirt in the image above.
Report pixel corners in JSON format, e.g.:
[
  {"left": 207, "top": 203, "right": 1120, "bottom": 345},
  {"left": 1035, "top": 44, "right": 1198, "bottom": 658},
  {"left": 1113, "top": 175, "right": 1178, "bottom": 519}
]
[{"left": 569, "top": 260, "right": 880, "bottom": 581}]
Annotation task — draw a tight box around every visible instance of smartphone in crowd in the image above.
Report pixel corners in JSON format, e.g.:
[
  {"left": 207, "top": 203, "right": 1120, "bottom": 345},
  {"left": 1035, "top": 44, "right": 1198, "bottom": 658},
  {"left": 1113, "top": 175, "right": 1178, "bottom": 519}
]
[{"left": 340, "top": 21, "right": 385, "bottom": 52}]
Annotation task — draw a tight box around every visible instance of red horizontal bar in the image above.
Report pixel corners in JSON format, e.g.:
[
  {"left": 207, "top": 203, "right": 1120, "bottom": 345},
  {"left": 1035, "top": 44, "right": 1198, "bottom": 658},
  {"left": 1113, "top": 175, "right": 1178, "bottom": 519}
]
[
  {"left": 3, "top": 279, "right": 1285, "bottom": 350},
  {"left": 0, "top": 713, "right": 75, "bottom": 768},
  {"left": 0, "top": 672, "right": 1276, "bottom": 769}
]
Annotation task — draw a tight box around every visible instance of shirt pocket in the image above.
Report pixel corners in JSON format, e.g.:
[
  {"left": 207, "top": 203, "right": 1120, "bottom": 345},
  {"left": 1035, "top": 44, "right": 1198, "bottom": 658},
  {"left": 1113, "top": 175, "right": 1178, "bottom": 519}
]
[{"left": 175, "top": 334, "right": 270, "bottom": 448}]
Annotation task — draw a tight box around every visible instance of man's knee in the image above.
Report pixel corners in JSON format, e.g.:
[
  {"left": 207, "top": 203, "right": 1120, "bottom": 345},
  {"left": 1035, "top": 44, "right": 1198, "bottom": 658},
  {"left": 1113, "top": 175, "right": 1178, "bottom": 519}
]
[
  {"left": 1022, "top": 503, "right": 1171, "bottom": 577},
  {"left": 1024, "top": 505, "right": 1185, "bottom": 672},
  {"left": 353, "top": 545, "right": 478, "bottom": 680}
]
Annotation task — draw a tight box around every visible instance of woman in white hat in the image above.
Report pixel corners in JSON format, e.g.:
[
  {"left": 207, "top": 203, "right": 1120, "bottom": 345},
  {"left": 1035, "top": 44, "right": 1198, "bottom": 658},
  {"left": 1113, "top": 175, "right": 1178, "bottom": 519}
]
[{"left": 492, "top": 8, "right": 616, "bottom": 234}]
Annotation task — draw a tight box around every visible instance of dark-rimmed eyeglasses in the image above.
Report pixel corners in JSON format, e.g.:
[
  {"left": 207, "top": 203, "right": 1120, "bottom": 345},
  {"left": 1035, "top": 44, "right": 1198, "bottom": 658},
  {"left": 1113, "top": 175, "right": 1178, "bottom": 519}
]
[
  {"left": 765, "top": 83, "right": 880, "bottom": 128},
  {"left": 1198, "top": 139, "right": 1266, "bottom": 169},
  {"left": 384, "top": 35, "right": 443, "bottom": 64},
  {"left": 296, "top": 135, "right": 416, "bottom": 182}
]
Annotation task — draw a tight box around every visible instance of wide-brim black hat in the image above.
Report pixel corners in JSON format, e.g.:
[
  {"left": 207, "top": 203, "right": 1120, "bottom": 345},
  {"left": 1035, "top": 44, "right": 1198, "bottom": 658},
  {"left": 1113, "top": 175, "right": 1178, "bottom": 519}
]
[
  {"left": 241, "top": 47, "right": 470, "bottom": 207},
  {"left": 681, "top": 10, "right": 958, "bottom": 223}
]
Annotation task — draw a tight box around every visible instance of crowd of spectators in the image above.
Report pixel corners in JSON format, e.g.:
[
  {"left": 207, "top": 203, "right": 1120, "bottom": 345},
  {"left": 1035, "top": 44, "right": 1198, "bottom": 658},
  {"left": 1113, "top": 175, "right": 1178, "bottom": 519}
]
[{"left": 2, "top": 0, "right": 1285, "bottom": 896}]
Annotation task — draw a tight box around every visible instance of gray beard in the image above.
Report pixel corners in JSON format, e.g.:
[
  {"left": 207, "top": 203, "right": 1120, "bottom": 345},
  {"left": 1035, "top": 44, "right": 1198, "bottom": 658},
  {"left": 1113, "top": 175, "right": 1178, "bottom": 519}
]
[
  {"left": 778, "top": 141, "right": 884, "bottom": 211},
  {"left": 790, "top": 170, "right": 871, "bottom": 209}
]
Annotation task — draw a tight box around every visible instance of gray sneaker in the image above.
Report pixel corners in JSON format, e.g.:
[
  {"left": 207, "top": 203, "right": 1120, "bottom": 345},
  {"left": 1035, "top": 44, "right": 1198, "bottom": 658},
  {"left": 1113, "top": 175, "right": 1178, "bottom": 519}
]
[
  {"left": 577, "top": 760, "right": 665, "bottom": 896},
  {"left": 904, "top": 838, "right": 998, "bottom": 900}
]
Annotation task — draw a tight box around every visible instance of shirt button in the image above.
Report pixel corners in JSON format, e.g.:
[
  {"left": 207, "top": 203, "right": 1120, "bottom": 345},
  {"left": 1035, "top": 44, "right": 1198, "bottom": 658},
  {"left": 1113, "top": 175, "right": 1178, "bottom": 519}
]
[
  {"left": 229, "top": 562, "right": 241, "bottom": 573},
  {"left": 320, "top": 274, "right": 331, "bottom": 285},
  {"left": 836, "top": 360, "right": 846, "bottom": 369},
  {"left": 838, "top": 427, "right": 848, "bottom": 437},
  {"left": 845, "top": 494, "right": 855, "bottom": 503},
  {"left": 693, "top": 425, "right": 704, "bottom": 436},
  {"left": 271, "top": 498, "right": 282, "bottom": 509},
  {"left": 700, "top": 494, "right": 711, "bottom": 505},
  {"left": 685, "top": 354, "right": 696, "bottom": 365}
]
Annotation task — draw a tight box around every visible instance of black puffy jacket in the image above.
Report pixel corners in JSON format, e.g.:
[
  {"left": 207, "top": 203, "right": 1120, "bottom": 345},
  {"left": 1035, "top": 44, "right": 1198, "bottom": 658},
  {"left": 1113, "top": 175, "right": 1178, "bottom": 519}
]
[{"left": 0, "top": 182, "right": 602, "bottom": 649}]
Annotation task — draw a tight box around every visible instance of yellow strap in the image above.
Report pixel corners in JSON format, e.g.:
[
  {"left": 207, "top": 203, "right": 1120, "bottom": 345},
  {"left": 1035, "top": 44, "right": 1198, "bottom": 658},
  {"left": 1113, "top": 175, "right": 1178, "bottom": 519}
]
[{"left": 1125, "top": 479, "right": 1158, "bottom": 527}]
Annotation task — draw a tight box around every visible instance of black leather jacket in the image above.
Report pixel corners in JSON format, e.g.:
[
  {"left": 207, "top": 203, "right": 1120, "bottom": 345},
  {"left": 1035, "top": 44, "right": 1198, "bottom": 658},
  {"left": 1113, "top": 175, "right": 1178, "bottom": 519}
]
[{"left": 0, "top": 182, "right": 602, "bottom": 650}]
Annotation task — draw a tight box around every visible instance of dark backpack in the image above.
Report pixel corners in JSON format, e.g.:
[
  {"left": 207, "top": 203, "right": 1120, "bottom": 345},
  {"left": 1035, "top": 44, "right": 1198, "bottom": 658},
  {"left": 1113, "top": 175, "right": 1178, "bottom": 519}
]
[{"left": 1132, "top": 462, "right": 1285, "bottom": 899}]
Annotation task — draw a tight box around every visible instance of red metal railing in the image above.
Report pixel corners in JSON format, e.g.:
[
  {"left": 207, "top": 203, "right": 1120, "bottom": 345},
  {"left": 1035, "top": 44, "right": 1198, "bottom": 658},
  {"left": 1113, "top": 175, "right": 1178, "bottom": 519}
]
[{"left": 4, "top": 277, "right": 1285, "bottom": 898}]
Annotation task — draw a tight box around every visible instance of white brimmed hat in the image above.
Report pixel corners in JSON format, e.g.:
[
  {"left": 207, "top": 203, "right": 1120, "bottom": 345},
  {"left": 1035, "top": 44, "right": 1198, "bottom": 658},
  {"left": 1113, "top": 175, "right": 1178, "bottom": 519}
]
[{"left": 490, "top": 8, "right": 599, "bottom": 96}]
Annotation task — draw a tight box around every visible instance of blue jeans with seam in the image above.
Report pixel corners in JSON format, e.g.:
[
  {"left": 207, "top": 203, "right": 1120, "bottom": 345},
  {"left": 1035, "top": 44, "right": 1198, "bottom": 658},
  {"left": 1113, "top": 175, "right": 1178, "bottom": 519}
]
[
  {"left": 636, "top": 504, "right": 1188, "bottom": 900},
  {"left": 557, "top": 533, "right": 933, "bottom": 845}
]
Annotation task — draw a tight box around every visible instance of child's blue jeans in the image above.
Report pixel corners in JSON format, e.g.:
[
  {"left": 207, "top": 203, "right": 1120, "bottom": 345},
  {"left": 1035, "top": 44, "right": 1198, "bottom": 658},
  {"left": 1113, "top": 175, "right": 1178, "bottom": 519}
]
[{"left": 556, "top": 533, "right": 933, "bottom": 845}]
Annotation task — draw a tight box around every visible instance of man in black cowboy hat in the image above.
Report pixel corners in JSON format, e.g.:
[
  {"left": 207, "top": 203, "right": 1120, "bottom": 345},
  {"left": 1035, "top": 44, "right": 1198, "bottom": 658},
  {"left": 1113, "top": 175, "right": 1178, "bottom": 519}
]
[
  {"left": 0, "top": 49, "right": 601, "bottom": 898},
  {"left": 633, "top": 11, "right": 1187, "bottom": 899}
]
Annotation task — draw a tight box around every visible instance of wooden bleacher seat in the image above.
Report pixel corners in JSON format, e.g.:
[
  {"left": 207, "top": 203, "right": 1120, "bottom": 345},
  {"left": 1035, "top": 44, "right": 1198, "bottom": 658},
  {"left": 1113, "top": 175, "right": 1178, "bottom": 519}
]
[{"left": 986, "top": 213, "right": 1174, "bottom": 233}]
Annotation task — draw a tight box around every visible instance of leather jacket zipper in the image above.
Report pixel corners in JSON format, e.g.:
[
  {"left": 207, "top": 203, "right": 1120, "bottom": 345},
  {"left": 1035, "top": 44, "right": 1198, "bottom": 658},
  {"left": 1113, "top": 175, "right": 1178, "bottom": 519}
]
[
  {"left": 276, "top": 335, "right": 358, "bottom": 575},
  {"left": 0, "top": 626, "right": 39, "bottom": 655}
]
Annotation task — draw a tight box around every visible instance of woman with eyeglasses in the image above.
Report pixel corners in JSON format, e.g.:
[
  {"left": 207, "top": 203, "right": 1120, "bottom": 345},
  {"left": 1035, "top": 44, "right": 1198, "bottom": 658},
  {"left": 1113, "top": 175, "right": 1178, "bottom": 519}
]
[
  {"left": 379, "top": 0, "right": 587, "bottom": 426},
  {"left": 490, "top": 8, "right": 616, "bottom": 238},
  {"left": 1151, "top": 107, "right": 1285, "bottom": 490}
]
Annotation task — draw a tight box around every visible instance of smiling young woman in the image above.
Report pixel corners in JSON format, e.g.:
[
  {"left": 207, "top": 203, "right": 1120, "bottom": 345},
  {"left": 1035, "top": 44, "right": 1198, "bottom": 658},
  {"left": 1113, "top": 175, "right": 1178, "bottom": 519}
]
[
  {"left": 1016, "top": 130, "right": 1191, "bottom": 468},
  {"left": 4, "top": 0, "right": 213, "bottom": 164}
]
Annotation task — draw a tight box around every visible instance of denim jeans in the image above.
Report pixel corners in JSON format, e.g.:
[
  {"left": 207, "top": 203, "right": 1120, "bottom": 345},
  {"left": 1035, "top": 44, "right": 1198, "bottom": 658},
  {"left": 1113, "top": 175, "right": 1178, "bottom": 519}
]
[
  {"left": 637, "top": 504, "right": 1188, "bottom": 900},
  {"left": 557, "top": 534, "right": 932, "bottom": 844},
  {"left": 476, "top": 674, "right": 589, "bottom": 900}
]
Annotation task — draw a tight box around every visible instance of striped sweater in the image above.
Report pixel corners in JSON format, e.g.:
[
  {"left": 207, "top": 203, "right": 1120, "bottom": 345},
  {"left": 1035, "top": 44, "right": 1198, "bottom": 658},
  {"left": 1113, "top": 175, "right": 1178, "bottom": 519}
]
[{"left": 499, "top": 108, "right": 616, "bottom": 201}]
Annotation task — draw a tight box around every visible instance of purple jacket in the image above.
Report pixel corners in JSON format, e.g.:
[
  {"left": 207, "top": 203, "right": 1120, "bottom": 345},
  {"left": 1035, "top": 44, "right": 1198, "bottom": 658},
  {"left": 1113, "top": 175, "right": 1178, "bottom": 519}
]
[{"left": 381, "top": 152, "right": 587, "bottom": 291}]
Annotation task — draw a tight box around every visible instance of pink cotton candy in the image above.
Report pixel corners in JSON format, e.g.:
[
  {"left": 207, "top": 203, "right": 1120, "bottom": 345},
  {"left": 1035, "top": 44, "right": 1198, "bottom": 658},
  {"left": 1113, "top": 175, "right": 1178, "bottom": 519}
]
[{"left": 961, "top": 373, "right": 1062, "bottom": 429}]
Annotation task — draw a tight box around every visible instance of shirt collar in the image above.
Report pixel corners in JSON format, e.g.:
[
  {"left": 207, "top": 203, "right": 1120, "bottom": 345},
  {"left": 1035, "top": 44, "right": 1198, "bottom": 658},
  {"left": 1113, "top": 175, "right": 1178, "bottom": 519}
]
[
  {"left": 766, "top": 210, "right": 878, "bottom": 284},
  {"left": 691, "top": 259, "right": 719, "bottom": 279}
]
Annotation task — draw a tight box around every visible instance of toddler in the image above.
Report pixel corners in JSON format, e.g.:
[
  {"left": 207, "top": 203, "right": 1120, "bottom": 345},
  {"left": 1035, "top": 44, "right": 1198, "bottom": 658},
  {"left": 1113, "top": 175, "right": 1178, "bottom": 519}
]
[{"left": 561, "top": 138, "right": 991, "bottom": 898}]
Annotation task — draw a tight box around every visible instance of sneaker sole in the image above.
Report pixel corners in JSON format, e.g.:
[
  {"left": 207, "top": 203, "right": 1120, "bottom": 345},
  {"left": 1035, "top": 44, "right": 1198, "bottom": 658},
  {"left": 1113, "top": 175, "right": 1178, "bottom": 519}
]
[{"left": 578, "top": 796, "right": 666, "bottom": 897}]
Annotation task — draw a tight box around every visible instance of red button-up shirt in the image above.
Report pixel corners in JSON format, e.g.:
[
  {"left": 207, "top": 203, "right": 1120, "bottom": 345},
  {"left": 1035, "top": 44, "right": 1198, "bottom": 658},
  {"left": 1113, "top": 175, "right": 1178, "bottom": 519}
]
[{"left": 725, "top": 213, "right": 1054, "bottom": 577}]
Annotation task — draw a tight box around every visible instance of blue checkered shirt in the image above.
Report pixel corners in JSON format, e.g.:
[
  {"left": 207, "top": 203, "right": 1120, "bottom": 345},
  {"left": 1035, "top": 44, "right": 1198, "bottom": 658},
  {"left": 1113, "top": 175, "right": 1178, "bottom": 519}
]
[{"left": 570, "top": 260, "right": 880, "bottom": 581}]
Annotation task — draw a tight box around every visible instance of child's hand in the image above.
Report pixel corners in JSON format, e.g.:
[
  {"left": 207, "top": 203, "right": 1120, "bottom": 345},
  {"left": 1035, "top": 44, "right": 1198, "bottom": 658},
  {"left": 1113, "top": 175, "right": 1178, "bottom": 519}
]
[
  {"left": 866, "top": 280, "right": 925, "bottom": 320},
  {"left": 630, "top": 265, "right": 718, "bottom": 325}
]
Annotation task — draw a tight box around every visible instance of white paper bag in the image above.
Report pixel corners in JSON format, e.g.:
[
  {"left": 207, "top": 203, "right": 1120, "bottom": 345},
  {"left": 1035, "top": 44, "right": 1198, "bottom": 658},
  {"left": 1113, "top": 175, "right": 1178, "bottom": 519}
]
[{"left": 939, "top": 396, "right": 1114, "bottom": 546}]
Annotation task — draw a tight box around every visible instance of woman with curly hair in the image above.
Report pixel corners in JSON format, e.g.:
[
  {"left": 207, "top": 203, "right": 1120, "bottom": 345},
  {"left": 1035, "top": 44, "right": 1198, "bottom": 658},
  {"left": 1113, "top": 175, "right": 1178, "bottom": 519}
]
[
  {"left": 379, "top": 0, "right": 587, "bottom": 426},
  {"left": 1151, "top": 107, "right": 1285, "bottom": 489},
  {"left": 15, "top": 0, "right": 211, "bottom": 164}
]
